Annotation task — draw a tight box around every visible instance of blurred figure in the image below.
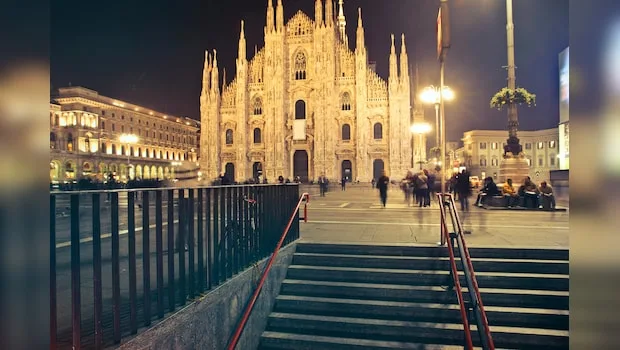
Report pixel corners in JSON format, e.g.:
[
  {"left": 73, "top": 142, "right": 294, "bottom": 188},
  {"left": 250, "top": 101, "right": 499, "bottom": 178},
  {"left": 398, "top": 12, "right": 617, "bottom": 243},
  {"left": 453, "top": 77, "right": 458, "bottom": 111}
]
[
  {"left": 377, "top": 170, "right": 390, "bottom": 208},
  {"left": 371, "top": 178, "right": 376, "bottom": 188},
  {"left": 522, "top": 177, "right": 540, "bottom": 208},
  {"left": 455, "top": 169, "right": 472, "bottom": 212},
  {"left": 318, "top": 174, "right": 328, "bottom": 197},
  {"left": 415, "top": 171, "right": 428, "bottom": 207},
  {"left": 539, "top": 181, "right": 556, "bottom": 210},
  {"left": 475, "top": 177, "right": 500, "bottom": 207},
  {"left": 341, "top": 176, "right": 347, "bottom": 191}
]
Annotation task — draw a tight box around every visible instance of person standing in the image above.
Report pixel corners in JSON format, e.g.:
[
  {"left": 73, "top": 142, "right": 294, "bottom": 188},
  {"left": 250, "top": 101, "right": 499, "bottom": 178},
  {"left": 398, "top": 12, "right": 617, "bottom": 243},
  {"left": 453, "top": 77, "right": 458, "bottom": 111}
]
[
  {"left": 341, "top": 176, "right": 347, "bottom": 191},
  {"left": 318, "top": 174, "right": 327, "bottom": 197},
  {"left": 416, "top": 171, "right": 428, "bottom": 207},
  {"left": 377, "top": 171, "right": 390, "bottom": 208},
  {"left": 455, "top": 169, "right": 472, "bottom": 212}
]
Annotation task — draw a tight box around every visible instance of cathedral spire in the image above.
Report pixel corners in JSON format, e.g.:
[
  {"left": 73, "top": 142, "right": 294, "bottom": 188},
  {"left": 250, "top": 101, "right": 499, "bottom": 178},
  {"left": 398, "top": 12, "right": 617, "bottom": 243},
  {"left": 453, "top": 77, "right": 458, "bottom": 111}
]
[
  {"left": 202, "top": 50, "right": 211, "bottom": 94},
  {"left": 325, "top": 0, "right": 333, "bottom": 27},
  {"left": 222, "top": 68, "right": 227, "bottom": 89},
  {"left": 211, "top": 49, "right": 219, "bottom": 93},
  {"left": 389, "top": 34, "right": 398, "bottom": 84},
  {"left": 265, "top": 0, "right": 274, "bottom": 33},
  {"left": 276, "top": 0, "right": 284, "bottom": 32},
  {"left": 337, "top": 0, "right": 348, "bottom": 46},
  {"left": 238, "top": 20, "right": 246, "bottom": 62},
  {"left": 315, "top": 0, "right": 323, "bottom": 28},
  {"left": 355, "top": 8, "right": 365, "bottom": 53},
  {"left": 400, "top": 33, "right": 409, "bottom": 84}
]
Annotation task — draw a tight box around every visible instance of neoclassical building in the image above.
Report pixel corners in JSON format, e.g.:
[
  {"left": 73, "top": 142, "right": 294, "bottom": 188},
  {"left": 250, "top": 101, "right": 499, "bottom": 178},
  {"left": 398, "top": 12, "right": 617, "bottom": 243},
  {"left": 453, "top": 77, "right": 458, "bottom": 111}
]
[
  {"left": 200, "top": 0, "right": 414, "bottom": 182},
  {"left": 50, "top": 86, "right": 200, "bottom": 183}
]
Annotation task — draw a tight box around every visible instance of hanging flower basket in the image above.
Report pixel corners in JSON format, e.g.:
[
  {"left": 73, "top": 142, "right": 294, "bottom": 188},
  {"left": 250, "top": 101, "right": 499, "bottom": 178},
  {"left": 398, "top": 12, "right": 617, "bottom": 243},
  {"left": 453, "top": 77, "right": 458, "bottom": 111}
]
[{"left": 490, "top": 87, "right": 536, "bottom": 110}]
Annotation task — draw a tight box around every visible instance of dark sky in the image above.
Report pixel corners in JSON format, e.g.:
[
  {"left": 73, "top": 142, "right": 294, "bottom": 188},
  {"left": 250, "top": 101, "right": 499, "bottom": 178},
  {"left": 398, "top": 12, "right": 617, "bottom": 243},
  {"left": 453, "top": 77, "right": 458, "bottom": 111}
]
[{"left": 51, "top": 0, "right": 568, "bottom": 142}]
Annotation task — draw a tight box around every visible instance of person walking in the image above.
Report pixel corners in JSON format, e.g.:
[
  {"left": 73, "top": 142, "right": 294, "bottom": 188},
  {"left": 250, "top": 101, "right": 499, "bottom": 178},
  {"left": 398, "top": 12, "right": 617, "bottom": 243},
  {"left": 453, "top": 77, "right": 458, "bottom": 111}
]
[
  {"left": 377, "top": 170, "right": 390, "bottom": 208},
  {"left": 416, "top": 171, "right": 429, "bottom": 207}
]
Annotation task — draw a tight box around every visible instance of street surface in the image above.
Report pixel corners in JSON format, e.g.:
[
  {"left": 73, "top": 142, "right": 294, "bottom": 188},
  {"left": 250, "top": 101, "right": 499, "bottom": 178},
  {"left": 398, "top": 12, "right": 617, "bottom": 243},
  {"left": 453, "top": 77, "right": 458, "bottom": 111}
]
[{"left": 51, "top": 184, "right": 568, "bottom": 348}]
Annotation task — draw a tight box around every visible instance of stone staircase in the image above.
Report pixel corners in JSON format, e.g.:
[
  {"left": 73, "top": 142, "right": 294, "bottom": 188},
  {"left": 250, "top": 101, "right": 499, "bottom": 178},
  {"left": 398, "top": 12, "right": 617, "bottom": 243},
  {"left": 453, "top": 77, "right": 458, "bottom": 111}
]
[{"left": 258, "top": 242, "right": 568, "bottom": 350}]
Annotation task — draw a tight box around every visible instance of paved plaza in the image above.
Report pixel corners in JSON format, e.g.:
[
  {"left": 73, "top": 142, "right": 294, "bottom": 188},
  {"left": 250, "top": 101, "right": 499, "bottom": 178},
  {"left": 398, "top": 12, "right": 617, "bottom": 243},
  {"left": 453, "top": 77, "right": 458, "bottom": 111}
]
[{"left": 299, "top": 184, "right": 569, "bottom": 248}]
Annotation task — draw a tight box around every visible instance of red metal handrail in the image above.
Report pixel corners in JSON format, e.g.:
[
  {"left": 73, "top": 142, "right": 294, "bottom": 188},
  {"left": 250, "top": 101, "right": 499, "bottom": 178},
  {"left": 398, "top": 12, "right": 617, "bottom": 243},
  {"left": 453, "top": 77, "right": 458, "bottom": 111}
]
[
  {"left": 226, "top": 192, "right": 310, "bottom": 350},
  {"left": 447, "top": 194, "right": 495, "bottom": 349},
  {"left": 437, "top": 193, "right": 474, "bottom": 350}
]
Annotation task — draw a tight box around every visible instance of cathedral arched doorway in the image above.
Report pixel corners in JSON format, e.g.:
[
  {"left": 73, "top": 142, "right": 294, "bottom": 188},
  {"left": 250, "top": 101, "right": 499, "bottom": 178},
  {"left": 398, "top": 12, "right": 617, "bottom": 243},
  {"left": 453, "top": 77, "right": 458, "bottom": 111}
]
[
  {"left": 224, "top": 163, "right": 235, "bottom": 183},
  {"left": 252, "top": 162, "right": 263, "bottom": 181},
  {"left": 341, "top": 160, "right": 352, "bottom": 182},
  {"left": 293, "top": 150, "right": 309, "bottom": 182},
  {"left": 373, "top": 159, "right": 385, "bottom": 180}
]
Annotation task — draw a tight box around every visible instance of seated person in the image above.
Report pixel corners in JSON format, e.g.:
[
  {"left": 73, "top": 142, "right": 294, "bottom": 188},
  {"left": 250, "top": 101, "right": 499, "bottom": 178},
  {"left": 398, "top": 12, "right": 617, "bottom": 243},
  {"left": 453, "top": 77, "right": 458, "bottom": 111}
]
[
  {"left": 502, "top": 178, "right": 519, "bottom": 207},
  {"left": 475, "top": 177, "right": 500, "bottom": 206},
  {"left": 538, "top": 181, "right": 556, "bottom": 209},
  {"left": 523, "top": 177, "right": 540, "bottom": 208}
]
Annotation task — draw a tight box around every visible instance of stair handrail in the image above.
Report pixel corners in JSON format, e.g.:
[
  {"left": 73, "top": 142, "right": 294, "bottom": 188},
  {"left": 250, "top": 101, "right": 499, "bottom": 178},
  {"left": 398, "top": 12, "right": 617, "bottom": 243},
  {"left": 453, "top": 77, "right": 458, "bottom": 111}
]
[
  {"left": 446, "top": 194, "right": 496, "bottom": 350},
  {"left": 437, "top": 193, "right": 475, "bottom": 349},
  {"left": 226, "top": 192, "right": 310, "bottom": 350}
]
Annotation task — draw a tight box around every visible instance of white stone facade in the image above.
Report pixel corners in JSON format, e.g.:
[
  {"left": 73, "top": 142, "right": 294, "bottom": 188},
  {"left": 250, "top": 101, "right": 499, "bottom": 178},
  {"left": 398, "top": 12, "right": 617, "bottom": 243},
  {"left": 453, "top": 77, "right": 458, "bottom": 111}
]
[
  {"left": 455, "top": 128, "right": 561, "bottom": 183},
  {"left": 200, "top": 0, "right": 413, "bottom": 183}
]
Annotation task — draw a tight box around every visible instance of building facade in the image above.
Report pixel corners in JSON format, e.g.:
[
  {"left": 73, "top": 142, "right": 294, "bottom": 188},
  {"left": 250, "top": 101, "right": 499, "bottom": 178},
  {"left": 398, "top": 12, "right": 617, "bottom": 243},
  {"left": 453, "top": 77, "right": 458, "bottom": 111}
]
[
  {"left": 50, "top": 86, "right": 200, "bottom": 183},
  {"left": 454, "top": 128, "right": 560, "bottom": 182},
  {"left": 200, "top": 0, "right": 413, "bottom": 183}
]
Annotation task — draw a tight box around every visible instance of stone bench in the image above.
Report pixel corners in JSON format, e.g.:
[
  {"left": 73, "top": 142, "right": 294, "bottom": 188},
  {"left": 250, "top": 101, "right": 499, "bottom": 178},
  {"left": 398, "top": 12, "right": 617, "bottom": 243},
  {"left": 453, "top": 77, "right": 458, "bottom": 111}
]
[{"left": 484, "top": 195, "right": 506, "bottom": 207}]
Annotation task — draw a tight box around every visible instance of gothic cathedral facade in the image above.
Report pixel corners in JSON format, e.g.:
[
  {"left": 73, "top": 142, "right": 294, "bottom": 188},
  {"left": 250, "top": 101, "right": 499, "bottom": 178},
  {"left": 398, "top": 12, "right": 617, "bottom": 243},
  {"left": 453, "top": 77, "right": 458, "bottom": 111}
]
[{"left": 200, "top": 0, "right": 413, "bottom": 182}]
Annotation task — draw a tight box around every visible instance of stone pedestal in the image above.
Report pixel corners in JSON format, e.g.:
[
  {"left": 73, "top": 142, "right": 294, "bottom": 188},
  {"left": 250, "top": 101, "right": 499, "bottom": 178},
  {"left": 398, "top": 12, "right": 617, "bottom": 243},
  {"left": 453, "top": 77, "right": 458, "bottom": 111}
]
[{"left": 498, "top": 152, "right": 530, "bottom": 184}]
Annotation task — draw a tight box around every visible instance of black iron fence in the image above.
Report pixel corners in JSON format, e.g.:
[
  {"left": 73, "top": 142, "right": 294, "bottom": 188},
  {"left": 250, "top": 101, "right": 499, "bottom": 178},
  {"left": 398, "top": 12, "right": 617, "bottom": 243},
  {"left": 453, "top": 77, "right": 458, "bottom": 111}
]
[{"left": 50, "top": 184, "right": 301, "bottom": 349}]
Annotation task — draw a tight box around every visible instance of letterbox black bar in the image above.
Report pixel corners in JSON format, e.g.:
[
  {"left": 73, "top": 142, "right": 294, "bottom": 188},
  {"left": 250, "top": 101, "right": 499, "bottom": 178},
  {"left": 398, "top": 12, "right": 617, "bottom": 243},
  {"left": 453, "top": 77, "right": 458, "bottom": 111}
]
[
  {"left": 155, "top": 190, "right": 164, "bottom": 319},
  {"left": 110, "top": 192, "right": 121, "bottom": 343},
  {"left": 143, "top": 191, "right": 151, "bottom": 326},
  {"left": 178, "top": 189, "right": 186, "bottom": 303},
  {"left": 128, "top": 192, "right": 138, "bottom": 334},
  {"left": 188, "top": 188, "right": 195, "bottom": 299},
  {"left": 50, "top": 195, "right": 57, "bottom": 348},
  {"left": 197, "top": 188, "right": 204, "bottom": 292},
  {"left": 167, "top": 189, "right": 175, "bottom": 312}
]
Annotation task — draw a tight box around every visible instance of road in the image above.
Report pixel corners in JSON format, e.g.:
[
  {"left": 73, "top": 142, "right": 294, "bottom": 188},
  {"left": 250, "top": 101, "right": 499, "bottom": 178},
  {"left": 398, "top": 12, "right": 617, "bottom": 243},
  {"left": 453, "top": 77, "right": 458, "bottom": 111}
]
[{"left": 51, "top": 184, "right": 568, "bottom": 348}]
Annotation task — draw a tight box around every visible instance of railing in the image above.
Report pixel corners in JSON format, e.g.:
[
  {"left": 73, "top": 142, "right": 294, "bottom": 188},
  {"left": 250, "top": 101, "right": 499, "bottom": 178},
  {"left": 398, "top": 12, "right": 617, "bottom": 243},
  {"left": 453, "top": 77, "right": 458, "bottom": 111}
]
[
  {"left": 50, "top": 184, "right": 301, "bottom": 349},
  {"left": 226, "top": 192, "right": 310, "bottom": 350},
  {"left": 437, "top": 193, "right": 495, "bottom": 350}
]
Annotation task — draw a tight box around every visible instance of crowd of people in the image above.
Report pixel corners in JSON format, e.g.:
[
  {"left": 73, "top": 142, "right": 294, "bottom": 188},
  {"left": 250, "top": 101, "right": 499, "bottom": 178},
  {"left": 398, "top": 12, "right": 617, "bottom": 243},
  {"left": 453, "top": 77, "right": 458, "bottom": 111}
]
[{"left": 449, "top": 170, "right": 556, "bottom": 211}]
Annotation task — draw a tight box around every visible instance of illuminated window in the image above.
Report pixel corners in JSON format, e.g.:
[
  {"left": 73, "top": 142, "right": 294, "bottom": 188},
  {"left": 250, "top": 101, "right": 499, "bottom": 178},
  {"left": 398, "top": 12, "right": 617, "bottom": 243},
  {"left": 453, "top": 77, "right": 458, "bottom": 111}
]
[
  {"left": 549, "top": 141, "right": 556, "bottom": 148},
  {"left": 491, "top": 142, "right": 498, "bottom": 150},
  {"left": 537, "top": 142, "right": 544, "bottom": 149},
  {"left": 491, "top": 158, "right": 498, "bottom": 166},
  {"left": 480, "top": 158, "right": 487, "bottom": 167}
]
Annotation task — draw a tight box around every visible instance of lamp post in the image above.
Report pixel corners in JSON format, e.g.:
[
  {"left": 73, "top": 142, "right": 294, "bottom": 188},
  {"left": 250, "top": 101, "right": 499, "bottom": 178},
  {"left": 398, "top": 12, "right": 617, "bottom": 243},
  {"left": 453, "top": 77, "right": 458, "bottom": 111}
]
[
  {"left": 119, "top": 133, "right": 139, "bottom": 181},
  {"left": 410, "top": 122, "right": 432, "bottom": 170},
  {"left": 420, "top": 85, "right": 454, "bottom": 149}
]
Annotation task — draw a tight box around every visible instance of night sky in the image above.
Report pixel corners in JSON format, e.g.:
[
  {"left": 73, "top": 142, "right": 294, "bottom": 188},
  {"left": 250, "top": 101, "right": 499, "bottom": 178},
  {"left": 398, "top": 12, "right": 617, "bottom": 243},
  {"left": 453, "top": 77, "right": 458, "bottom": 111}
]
[{"left": 51, "top": 0, "right": 568, "bottom": 143}]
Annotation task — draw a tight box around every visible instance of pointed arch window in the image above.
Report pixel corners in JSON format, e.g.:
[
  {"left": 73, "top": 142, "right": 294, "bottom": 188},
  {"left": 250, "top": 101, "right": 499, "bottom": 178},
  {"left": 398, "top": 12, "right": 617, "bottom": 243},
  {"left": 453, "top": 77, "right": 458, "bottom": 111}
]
[
  {"left": 373, "top": 123, "right": 383, "bottom": 140},
  {"left": 225, "top": 129, "right": 234, "bottom": 145},
  {"left": 253, "top": 128, "right": 262, "bottom": 144},
  {"left": 342, "top": 124, "right": 351, "bottom": 141},
  {"left": 341, "top": 92, "right": 352, "bottom": 111},
  {"left": 253, "top": 97, "right": 263, "bottom": 115},
  {"left": 50, "top": 132, "right": 57, "bottom": 149},
  {"left": 294, "top": 51, "right": 307, "bottom": 80}
]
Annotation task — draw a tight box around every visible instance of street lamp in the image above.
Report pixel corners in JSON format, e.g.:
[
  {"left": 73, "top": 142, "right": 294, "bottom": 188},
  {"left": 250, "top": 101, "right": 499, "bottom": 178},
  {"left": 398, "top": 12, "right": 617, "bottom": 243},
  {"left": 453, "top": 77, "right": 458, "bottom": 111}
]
[
  {"left": 410, "top": 122, "right": 432, "bottom": 170},
  {"left": 119, "top": 133, "right": 139, "bottom": 181},
  {"left": 420, "top": 85, "right": 454, "bottom": 149}
]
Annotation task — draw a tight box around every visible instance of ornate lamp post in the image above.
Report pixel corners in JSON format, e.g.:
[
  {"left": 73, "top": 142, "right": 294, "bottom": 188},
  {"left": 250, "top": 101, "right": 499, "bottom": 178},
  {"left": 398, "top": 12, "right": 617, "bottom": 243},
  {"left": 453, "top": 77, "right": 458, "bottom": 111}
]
[
  {"left": 490, "top": 0, "right": 536, "bottom": 183},
  {"left": 410, "top": 122, "right": 432, "bottom": 170},
  {"left": 119, "top": 133, "right": 139, "bottom": 181}
]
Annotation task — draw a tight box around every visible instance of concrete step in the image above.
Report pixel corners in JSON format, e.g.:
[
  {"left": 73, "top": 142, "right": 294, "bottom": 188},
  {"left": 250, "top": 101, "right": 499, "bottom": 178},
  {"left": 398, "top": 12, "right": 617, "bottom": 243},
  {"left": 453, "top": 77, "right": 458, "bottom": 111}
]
[
  {"left": 273, "top": 295, "right": 569, "bottom": 331},
  {"left": 259, "top": 331, "right": 468, "bottom": 349},
  {"left": 286, "top": 265, "right": 569, "bottom": 292},
  {"left": 280, "top": 280, "right": 569, "bottom": 310},
  {"left": 296, "top": 243, "right": 569, "bottom": 261},
  {"left": 265, "top": 313, "right": 568, "bottom": 350},
  {"left": 292, "top": 253, "right": 569, "bottom": 275}
]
